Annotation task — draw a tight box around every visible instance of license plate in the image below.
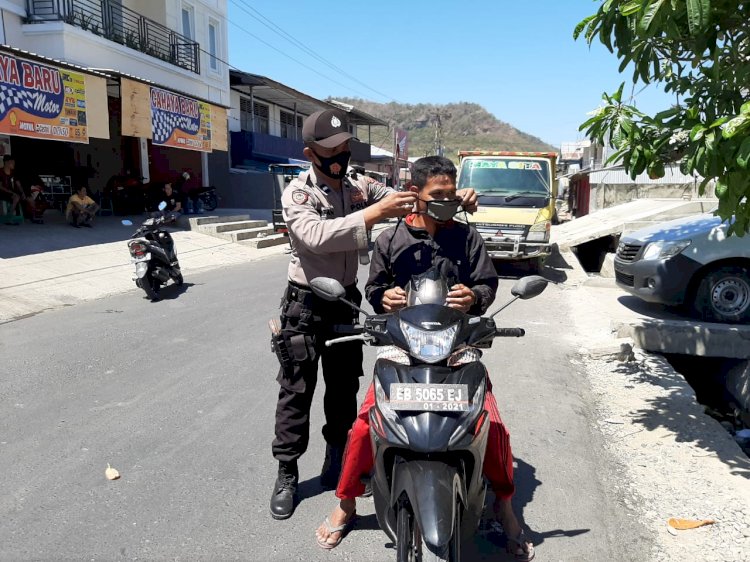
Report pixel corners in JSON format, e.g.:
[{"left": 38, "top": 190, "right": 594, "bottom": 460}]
[{"left": 389, "top": 383, "right": 470, "bottom": 412}]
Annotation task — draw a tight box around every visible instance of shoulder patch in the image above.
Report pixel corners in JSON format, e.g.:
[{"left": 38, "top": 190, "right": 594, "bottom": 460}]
[
  {"left": 350, "top": 188, "right": 366, "bottom": 204},
  {"left": 291, "top": 190, "right": 309, "bottom": 205}
]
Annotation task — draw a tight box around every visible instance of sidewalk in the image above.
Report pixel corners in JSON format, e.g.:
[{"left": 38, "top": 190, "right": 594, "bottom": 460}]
[{"left": 0, "top": 209, "right": 287, "bottom": 324}]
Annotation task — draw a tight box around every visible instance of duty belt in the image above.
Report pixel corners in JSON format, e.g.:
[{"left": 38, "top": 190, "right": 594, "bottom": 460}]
[
  {"left": 285, "top": 282, "right": 316, "bottom": 307},
  {"left": 285, "top": 281, "right": 357, "bottom": 307}
]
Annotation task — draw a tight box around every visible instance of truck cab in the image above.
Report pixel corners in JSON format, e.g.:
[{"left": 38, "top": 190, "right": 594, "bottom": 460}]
[{"left": 457, "top": 151, "right": 558, "bottom": 270}]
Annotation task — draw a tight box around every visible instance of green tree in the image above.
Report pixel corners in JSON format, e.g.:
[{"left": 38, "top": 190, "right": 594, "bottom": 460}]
[{"left": 575, "top": 0, "right": 750, "bottom": 235}]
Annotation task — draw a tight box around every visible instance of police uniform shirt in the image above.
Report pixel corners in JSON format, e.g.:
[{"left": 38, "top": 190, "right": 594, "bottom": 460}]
[{"left": 282, "top": 168, "right": 392, "bottom": 287}]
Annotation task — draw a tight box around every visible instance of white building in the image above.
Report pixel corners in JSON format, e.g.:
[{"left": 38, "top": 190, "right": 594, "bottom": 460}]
[{"left": 0, "top": 0, "right": 229, "bottom": 206}]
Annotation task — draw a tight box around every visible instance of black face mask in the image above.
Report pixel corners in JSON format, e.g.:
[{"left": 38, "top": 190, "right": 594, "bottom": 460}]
[
  {"left": 419, "top": 197, "right": 463, "bottom": 223},
  {"left": 313, "top": 150, "right": 351, "bottom": 179}
]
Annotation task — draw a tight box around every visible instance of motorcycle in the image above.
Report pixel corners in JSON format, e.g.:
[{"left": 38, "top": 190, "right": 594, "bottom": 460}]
[
  {"left": 123, "top": 202, "right": 183, "bottom": 301},
  {"left": 197, "top": 186, "right": 218, "bottom": 211},
  {"left": 309, "top": 269, "right": 548, "bottom": 562}
]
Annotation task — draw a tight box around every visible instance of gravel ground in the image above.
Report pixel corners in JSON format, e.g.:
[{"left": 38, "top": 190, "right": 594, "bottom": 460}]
[{"left": 568, "top": 283, "right": 750, "bottom": 562}]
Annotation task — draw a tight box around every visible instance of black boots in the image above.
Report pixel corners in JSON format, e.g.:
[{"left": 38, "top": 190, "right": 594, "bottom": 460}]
[
  {"left": 269, "top": 461, "right": 298, "bottom": 520},
  {"left": 319, "top": 444, "right": 344, "bottom": 489}
]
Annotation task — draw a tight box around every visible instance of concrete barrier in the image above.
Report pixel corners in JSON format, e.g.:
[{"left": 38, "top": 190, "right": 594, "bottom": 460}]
[{"left": 613, "top": 319, "right": 750, "bottom": 359}]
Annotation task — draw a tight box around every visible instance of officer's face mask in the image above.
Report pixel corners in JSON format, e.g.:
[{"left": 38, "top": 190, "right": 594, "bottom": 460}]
[
  {"left": 313, "top": 150, "right": 351, "bottom": 180},
  {"left": 418, "top": 197, "right": 463, "bottom": 223}
]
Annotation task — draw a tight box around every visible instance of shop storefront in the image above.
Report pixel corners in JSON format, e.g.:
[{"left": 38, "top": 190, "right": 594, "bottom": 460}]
[
  {"left": 0, "top": 47, "right": 228, "bottom": 217},
  {"left": 0, "top": 48, "right": 111, "bottom": 213},
  {"left": 120, "top": 77, "right": 228, "bottom": 190}
]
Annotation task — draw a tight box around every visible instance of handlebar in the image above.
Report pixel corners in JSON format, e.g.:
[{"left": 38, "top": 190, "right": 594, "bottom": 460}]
[
  {"left": 325, "top": 334, "right": 369, "bottom": 347},
  {"left": 495, "top": 328, "right": 525, "bottom": 337},
  {"left": 333, "top": 324, "right": 364, "bottom": 335}
]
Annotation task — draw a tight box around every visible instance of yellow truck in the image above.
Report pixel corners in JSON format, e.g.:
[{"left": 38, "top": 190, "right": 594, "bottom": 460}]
[{"left": 457, "top": 151, "right": 558, "bottom": 271}]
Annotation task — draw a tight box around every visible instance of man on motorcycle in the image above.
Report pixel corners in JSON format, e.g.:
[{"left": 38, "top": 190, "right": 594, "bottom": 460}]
[{"left": 315, "top": 156, "right": 534, "bottom": 561}]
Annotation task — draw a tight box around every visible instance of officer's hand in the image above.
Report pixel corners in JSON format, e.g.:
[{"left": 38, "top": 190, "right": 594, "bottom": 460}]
[
  {"left": 364, "top": 191, "right": 417, "bottom": 229},
  {"left": 446, "top": 284, "right": 476, "bottom": 313},
  {"left": 456, "top": 188, "right": 478, "bottom": 213},
  {"left": 382, "top": 287, "right": 408, "bottom": 312},
  {"left": 377, "top": 191, "right": 417, "bottom": 219}
]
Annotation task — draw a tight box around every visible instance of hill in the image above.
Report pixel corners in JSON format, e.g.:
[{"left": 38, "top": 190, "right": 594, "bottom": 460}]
[{"left": 332, "top": 98, "right": 557, "bottom": 161}]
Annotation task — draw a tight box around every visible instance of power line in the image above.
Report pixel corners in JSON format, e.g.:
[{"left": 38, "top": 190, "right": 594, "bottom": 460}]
[
  {"left": 229, "top": 0, "right": 392, "bottom": 102},
  {"left": 226, "top": 1, "right": 379, "bottom": 100}
]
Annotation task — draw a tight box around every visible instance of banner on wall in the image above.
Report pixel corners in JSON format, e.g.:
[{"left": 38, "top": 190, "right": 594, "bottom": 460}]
[
  {"left": 150, "top": 86, "right": 211, "bottom": 152},
  {"left": 0, "top": 52, "right": 88, "bottom": 143}
]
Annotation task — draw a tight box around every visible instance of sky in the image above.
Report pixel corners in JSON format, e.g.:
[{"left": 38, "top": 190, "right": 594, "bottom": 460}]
[{"left": 226, "top": 0, "right": 676, "bottom": 150}]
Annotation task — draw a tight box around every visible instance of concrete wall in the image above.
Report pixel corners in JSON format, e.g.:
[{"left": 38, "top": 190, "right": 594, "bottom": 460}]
[
  {"left": 590, "top": 183, "right": 717, "bottom": 213},
  {"left": 207, "top": 150, "right": 230, "bottom": 195},
  {"left": 221, "top": 170, "right": 277, "bottom": 209},
  {"left": 726, "top": 360, "right": 750, "bottom": 423}
]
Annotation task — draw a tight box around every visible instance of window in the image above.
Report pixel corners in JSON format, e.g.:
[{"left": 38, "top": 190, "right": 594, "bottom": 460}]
[
  {"left": 208, "top": 20, "right": 219, "bottom": 72},
  {"left": 239, "top": 98, "right": 269, "bottom": 134},
  {"left": 181, "top": 5, "right": 194, "bottom": 40},
  {"left": 280, "top": 111, "right": 303, "bottom": 140}
]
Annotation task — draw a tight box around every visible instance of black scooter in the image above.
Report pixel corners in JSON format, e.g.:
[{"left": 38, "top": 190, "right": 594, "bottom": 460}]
[
  {"left": 123, "top": 202, "right": 183, "bottom": 301},
  {"left": 310, "top": 269, "right": 547, "bottom": 562},
  {"left": 197, "top": 186, "right": 218, "bottom": 211}
]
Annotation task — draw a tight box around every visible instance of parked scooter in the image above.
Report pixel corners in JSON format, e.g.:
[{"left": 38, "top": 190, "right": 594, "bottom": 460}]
[
  {"left": 196, "top": 186, "right": 218, "bottom": 211},
  {"left": 123, "top": 202, "right": 183, "bottom": 301},
  {"left": 309, "top": 269, "right": 548, "bottom": 562}
]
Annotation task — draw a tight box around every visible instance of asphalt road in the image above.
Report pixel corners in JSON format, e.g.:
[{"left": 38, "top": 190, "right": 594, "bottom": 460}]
[{"left": 0, "top": 255, "right": 651, "bottom": 561}]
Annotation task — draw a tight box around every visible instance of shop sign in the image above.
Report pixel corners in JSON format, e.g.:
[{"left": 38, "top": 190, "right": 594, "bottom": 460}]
[
  {"left": 150, "top": 86, "right": 211, "bottom": 152},
  {"left": 0, "top": 52, "right": 88, "bottom": 143}
]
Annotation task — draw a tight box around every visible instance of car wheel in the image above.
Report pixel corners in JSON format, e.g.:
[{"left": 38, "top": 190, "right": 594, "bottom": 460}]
[{"left": 692, "top": 265, "right": 750, "bottom": 324}]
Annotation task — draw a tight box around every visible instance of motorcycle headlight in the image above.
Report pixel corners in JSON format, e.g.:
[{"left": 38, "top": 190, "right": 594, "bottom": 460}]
[
  {"left": 399, "top": 320, "right": 459, "bottom": 363},
  {"left": 642, "top": 240, "right": 691, "bottom": 261}
]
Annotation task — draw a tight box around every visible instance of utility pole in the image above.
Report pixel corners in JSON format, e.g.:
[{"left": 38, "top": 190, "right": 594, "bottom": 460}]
[{"left": 431, "top": 111, "right": 451, "bottom": 157}]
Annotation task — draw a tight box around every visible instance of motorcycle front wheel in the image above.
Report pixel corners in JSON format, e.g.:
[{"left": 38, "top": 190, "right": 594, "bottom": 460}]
[
  {"left": 396, "top": 502, "right": 420, "bottom": 562},
  {"left": 396, "top": 499, "right": 460, "bottom": 562}
]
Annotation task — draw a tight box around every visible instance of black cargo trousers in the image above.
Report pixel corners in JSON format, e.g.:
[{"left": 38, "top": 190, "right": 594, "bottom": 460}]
[{"left": 271, "top": 281, "right": 364, "bottom": 464}]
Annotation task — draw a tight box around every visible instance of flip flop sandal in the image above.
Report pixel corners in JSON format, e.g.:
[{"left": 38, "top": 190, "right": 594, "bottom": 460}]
[
  {"left": 506, "top": 529, "right": 535, "bottom": 561},
  {"left": 316, "top": 511, "right": 357, "bottom": 550}
]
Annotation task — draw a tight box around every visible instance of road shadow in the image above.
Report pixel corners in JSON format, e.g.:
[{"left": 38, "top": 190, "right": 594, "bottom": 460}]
[
  {"left": 493, "top": 246, "right": 571, "bottom": 286},
  {"left": 461, "top": 457, "right": 589, "bottom": 560},
  {"left": 297, "top": 476, "right": 331, "bottom": 503},
  {"left": 157, "top": 282, "right": 195, "bottom": 300},
  {"left": 616, "top": 294, "right": 690, "bottom": 322},
  {"left": 610, "top": 357, "right": 750, "bottom": 479},
  {"left": 134, "top": 282, "right": 195, "bottom": 302},
  {"left": 350, "top": 456, "right": 589, "bottom": 560},
  {"left": 0, "top": 210, "right": 150, "bottom": 258}
]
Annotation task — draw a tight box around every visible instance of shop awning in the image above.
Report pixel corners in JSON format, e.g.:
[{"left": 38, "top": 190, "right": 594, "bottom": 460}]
[
  {"left": 0, "top": 45, "right": 111, "bottom": 142},
  {"left": 230, "top": 70, "right": 329, "bottom": 117}
]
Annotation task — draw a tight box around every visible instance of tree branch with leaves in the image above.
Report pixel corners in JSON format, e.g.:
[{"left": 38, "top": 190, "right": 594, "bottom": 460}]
[{"left": 575, "top": 0, "right": 750, "bottom": 235}]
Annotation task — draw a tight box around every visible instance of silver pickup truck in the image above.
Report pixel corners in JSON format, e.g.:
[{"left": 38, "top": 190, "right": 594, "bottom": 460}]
[{"left": 614, "top": 212, "right": 750, "bottom": 324}]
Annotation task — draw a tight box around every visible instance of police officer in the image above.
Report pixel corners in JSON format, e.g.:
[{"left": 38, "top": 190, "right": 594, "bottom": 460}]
[
  {"left": 269, "top": 108, "right": 477, "bottom": 520},
  {"left": 268, "top": 108, "right": 414, "bottom": 519}
]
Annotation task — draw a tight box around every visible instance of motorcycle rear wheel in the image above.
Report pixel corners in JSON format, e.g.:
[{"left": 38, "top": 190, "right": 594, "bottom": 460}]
[
  {"left": 137, "top": 274, "right": 161, "bottom": 301},
  {"left": 201, "top": 193, "right": 218, "bottom": 211}
]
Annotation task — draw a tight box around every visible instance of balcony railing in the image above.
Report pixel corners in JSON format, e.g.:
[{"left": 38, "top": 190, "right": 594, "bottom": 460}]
[{"left": 25, "top": 0, "right": 200, "bottom": 74}]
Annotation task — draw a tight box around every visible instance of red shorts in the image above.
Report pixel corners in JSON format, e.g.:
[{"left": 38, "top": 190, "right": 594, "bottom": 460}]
[{"left": 336, "top": 380, "right": 515, "bottom": 500}]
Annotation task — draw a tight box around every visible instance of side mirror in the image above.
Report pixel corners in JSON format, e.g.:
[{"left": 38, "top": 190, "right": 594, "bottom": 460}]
[
  {"left": 158, "top": 201, "right": 167, "bottom": 211},
  {"left": 310, "top": 277, "right": 346, "bottom": 302},
  {"left": 511, "top": 275, "right": 548, "bottom": 300},
  {"left": 121, "top": 219, "right": 133, "bottom": 226}
]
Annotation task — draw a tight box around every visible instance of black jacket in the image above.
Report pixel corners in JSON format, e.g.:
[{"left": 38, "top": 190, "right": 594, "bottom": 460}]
[{"left": 366, "top": 218, "right": 498, "bottom": 315}]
